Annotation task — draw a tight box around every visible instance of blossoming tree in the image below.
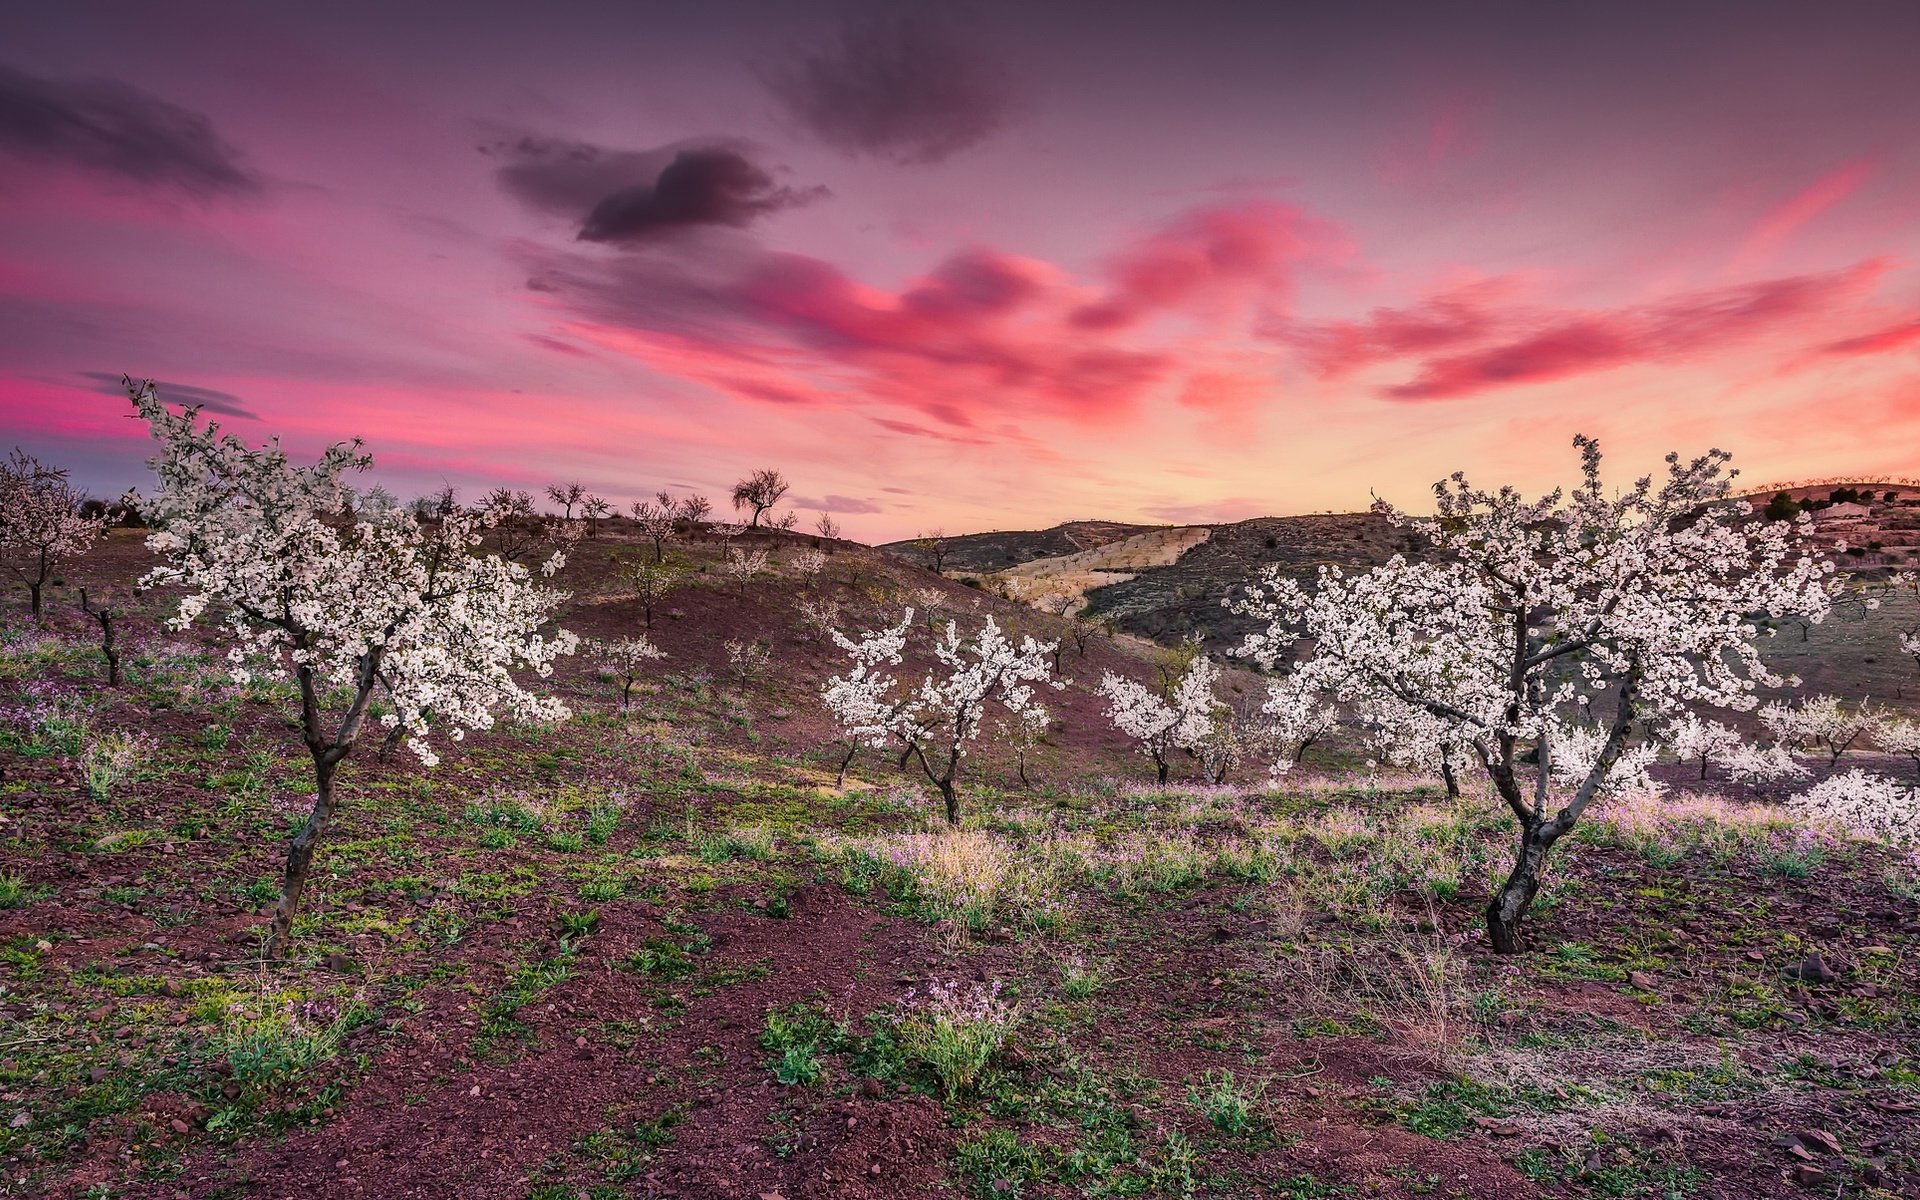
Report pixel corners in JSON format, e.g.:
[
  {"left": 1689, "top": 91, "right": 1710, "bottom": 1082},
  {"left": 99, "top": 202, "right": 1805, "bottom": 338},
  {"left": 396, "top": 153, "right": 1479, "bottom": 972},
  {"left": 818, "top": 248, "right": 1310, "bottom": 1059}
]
[
  {"left": 590, "top": 634, "right": 665, "bottom": 708},
  {"left": 1098, "top": 656, "right": 1222, "bottom": 784},
  {"left": 0, "top": 449, "right": 106, "bottom": 620},
  {"left": 822, "top": 611, "right": 912, "bottom": 784},
  {"left": 128, "top": 379, "right": 578, "bottom": 958},
  {"left": 1231, "top": 437, "right": 1835, "bottom": 953},
  {"left": 823, "top": 610, "right": 1057, "bottom": 821}
]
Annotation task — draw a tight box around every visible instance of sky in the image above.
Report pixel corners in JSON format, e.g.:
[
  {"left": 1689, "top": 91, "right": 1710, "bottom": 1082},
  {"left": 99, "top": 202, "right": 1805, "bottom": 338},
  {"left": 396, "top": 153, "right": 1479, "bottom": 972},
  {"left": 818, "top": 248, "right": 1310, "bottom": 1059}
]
[{"left": 3, "top": 0, "right": 1919, "bottom": 542}]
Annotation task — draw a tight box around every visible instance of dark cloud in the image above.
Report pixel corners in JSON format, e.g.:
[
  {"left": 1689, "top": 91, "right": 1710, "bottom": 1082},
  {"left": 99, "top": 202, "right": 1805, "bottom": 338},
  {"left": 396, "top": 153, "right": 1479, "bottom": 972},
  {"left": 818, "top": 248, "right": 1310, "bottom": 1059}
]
[
  {"left": 485, "top": 133, "right": 824, "bottom": 244},
  {"left": 0, "top": 65, "right": 259, "bottom": 195},
  {"left": 76, "top": 371, "right": 256, "bottom": 418},
  {"left": 790, "top": 492, "right": 886, "bottom": 514},
  {"left": 759, "top": 12, "right": 1016, "bottom": 165}
]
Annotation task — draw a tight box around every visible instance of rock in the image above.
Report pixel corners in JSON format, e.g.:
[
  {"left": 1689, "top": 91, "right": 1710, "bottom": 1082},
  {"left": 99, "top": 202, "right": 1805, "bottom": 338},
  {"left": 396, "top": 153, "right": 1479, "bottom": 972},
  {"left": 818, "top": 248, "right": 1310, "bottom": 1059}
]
[
  {"left": 1627, "top": 970, "right": 1658, "bottom": 991},
  {"left": 1798, "top": 1129, "right": 1842, "bottom": 1155},
  {"left": 1793, "top": 1164, "right": 1827, "bottom": 1187},
  {"left": 159, "top": 978, "right": 182, "bottom": 998},
  {"left": 8, "top": 1111, "right": 29, "bottom": 1129},
  {"left": 326, "top": 952, "right": 354, "bottom": 973},
  {"left": 168, "top": 1118, "right": 190, "bottom": 1135},
  {"left": 1791, "top": 953, "right": 1837, "bottom": 984},
  {"left": 860, "top": 1077, "right": 883, "bottom": 1099}
]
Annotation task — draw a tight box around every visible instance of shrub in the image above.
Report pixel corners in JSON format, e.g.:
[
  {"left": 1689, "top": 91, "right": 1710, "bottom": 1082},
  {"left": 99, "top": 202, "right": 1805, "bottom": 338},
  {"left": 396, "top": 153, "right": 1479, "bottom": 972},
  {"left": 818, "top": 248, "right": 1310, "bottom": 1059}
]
[
  {"left": 1187, "top": 1069, "right": 1270, "bottom": 1135},
  {"left": 895, "top": 979, "right": 1018, "bottom": 1099}
]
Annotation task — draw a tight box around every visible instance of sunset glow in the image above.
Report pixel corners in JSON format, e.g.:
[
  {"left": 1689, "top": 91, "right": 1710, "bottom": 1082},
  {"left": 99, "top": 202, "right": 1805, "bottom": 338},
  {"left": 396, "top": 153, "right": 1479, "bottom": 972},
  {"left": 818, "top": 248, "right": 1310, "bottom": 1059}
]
[{"left": 4, "top": 1, "right": 1919, "bottom": 539}]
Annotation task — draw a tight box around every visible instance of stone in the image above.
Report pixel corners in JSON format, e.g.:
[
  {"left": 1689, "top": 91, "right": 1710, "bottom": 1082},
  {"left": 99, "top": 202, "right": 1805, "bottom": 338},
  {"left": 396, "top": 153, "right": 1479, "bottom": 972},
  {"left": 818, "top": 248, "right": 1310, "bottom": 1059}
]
[
  {"left": 1792, "top": 953, "right": 1837, "bottom": 984},
  {"left": 1793, "top": 1165, "right": 1827, "bottom": 1187},
  {"left": 1628, "top": 970, "right": 1658, "bottom": 991},
  {"left": 1798, "top": 1129, "right": 1842, "bottom": 1155}
]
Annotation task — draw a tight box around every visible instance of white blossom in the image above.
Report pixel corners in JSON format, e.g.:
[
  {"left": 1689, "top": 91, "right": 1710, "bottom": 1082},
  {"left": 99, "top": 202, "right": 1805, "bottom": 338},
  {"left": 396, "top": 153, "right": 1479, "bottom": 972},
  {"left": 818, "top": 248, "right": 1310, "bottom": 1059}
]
[
  {"left": 1098, "top": 656, "right": 1221, "bottom": 784},
  {"left": 1260, "top": 675, "right": 1337, "bottom": 777},
  {"left": 126, "top": 379, "right": 576, "bottom": 954},
  {"left": 1227, "top": 436, "right": 1836, "bottom": 951},
  {"left": 823, "top": 609, "right": 1057, "bottom": 819},
  {"left": 0, "top": 448, "right": 106, "bottom": 619},
  {"left": 1791, "top": 769, "right": 1918, "bottom": 847}
]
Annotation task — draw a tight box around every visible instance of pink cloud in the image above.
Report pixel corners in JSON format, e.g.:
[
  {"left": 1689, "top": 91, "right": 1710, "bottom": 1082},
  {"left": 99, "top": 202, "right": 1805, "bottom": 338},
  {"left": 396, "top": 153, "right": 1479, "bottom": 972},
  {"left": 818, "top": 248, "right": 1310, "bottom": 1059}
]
[
  {"left": 1727, "top": 157, "right": 1878, "bottom": 272},
  {"left": 1276, "top": 261, "right": 1896, "bottom": 401},
  {"left": 1820, "top": 317, "right": 1920, "bottom": 358},
  {"left": 527, "top": 200, "right": 1335, "bottom": 432}
]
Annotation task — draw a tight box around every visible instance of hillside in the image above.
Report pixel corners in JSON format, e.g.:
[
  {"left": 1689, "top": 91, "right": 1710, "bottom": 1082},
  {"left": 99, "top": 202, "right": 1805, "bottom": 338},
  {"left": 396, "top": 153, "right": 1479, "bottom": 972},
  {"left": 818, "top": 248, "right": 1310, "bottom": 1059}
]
[{"left": 3, "top": 512, "right": 1918, "bottom": 1200}]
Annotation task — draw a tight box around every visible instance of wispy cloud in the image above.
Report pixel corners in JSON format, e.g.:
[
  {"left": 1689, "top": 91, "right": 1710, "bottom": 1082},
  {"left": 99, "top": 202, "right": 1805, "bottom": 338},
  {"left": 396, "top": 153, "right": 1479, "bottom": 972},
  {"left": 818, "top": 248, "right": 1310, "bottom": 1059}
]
[{"left": 0, "top": 65, "right": 260, "bottom": 196}]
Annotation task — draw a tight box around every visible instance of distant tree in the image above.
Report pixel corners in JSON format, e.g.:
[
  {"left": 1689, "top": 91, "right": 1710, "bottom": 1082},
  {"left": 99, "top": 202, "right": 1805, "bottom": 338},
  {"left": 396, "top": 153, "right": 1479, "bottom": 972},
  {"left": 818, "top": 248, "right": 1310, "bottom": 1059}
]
[
  {"left": 792, "top": 547, "right": 828, "bottom": 589},
  {"left": 725, "top": 637, "right": 773, "bottom": 690},
  {"left": 630, "top": 494, "right": 679, "bottom": 562},
  {"left": 814, "top": 511, "right": 841, "bottom": 542},
  {"left": 547, "top": 481, "right": 589, "bottom": 520},
  {"left": 128, "top": 380, "right": 576, "bottom": 958},
  {"left": 769, "top": 510, "right": 800, "bottom": 532},
  {"left": 1099, "top": 658, "right": 1222, "bottom": 784},
  {"left": 677, "top": 493, "right": 713, "bottom": 531},
  {"left": 590, "top": 634, "right": 665, "bottom": 708},
  {"left": 1764, "top": 490, "right": 1802, "bottom": 521},
  {"left": 731, "top": 468, "right": 790, "bottom": 528},
  {"left": 622, "top": 558, "right": 684, "bottom": 629},
  {"left": 481, "top": 487, "right": 577, "bottom": 564},
  {"left": 581, "top": 494, "right": 612, "bottom": 536},
  {"left": 1000, "top": 696, "right": 1050, "bottom": 789},
  {"left": 1763, "top": 695, "right": 1879, "bottom": 768},
  {"left": 725, "top": 546, "right": 770, "bottom": 591},
  {"left": 912, "top": 529, "right": 949, "bottom": 572},
  {"left": 0, "top": 449, "right": 106, "bottom": 620},
  {"left": 1260, "top": 677, "right": 1338, "bottom": 771}
]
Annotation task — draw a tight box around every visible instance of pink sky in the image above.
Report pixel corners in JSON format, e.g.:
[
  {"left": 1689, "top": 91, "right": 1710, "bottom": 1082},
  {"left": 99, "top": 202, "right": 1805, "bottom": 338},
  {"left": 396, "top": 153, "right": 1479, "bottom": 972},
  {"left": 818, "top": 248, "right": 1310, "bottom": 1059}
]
[{"left": 3, "top": 1, "right": 1919, "bottom": 541}]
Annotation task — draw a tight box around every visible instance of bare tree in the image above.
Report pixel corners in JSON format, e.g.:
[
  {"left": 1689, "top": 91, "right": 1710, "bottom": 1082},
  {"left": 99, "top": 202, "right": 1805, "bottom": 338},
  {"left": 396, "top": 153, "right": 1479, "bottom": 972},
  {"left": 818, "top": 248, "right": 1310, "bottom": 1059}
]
[
  {"left": 677, "top": 493, "right": 713, "bottom": 532},
  {"left": 815, "top": 511, "right": 841, "bottom": 541},
  {"left": 731, "top": 468, "right": 790, "bottom": 528},
  {"left": 631, "top": 493, "right": 679, "bottom": 561},
  {"left": 0, "top": 449, "right": 105, "bottom": 620},
  {"left": 77, "top": 587, "right": 121, "bottom": 686},
  {"left": 581, "top": 494, "right": 612, "bottom": 536},
  {"left": 546, "top": 481, "right": 589, "bottom": 520},
  {"left": 912, "top": 529, "right": 948, "bottom": 572}
]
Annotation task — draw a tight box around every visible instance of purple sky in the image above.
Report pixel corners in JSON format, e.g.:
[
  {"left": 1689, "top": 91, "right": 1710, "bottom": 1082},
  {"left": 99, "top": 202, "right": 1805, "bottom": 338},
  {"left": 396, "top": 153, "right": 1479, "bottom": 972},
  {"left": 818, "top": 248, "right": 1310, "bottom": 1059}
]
[{"left": 4, "top": 0, "right": 1919, "bottom": 539}]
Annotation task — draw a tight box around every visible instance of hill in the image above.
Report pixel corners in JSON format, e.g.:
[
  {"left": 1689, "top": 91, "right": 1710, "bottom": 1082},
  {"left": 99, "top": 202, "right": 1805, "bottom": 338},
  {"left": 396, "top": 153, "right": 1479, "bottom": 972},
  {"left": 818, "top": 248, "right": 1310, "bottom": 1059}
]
[{"left": 3, "top": 511, "right": 1918, "bottom": 1200}]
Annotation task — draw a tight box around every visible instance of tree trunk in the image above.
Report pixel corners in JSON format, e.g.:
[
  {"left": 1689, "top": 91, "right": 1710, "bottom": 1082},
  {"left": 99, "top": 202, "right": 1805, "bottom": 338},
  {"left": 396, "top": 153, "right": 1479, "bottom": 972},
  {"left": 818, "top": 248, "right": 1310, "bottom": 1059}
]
[
  {"left": 1487, "top": 822, "right": 1555, "bottom": 954},
  {"left": 1439, "top": 757, "right": 1459, "bottom": 800},
  {"left": 836, "top": 743, "right": 858, "bottom": 786},
  {"left": 28, "top": 581, "right": 43, "bottom": 621},
  {"left": 621, "top": 678, "right": 634, "bottom": 708},
  {"left": 1154, "top": 754, "right": 1169, "bottom": 785},
  {"left": 270, "top": 756, "right": 339, "bottom": 958},
  {"left": 940, "top": 779, "right": 958, "bottom": 824}
]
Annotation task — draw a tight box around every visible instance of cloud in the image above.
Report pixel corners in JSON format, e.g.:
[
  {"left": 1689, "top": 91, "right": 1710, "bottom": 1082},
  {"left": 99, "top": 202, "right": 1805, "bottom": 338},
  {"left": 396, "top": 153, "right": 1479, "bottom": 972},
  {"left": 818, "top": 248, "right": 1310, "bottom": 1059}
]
[
  {"left": 1071, "top": 202, "right": 1339, "bottom": 331},
  {"left": 1819, "top": 318, "right": 1920, "bottom": 358},
  {"left": 75, "top": 371, "right": 256, "bottom": 417},
  {"left": 790, "top": 492, "right": 885, "bottom": 514},
  {"left": 1274, "top": 262, "right": 1893, "bottom": 401},
  {"left": 520, "top": 200, "right": 1336, "bottom": 437},
  {"left": 1728, "top": 158, "right": 1878, "bottom": 272},
  {"left": 0, "top": 66, "right": 259, "bottom": 196},
  {"left": 486, "top": 133, "right": 824, "bottom": 243},
  {"left": 759, "top": 12, "right": 1016, "bottom": 165}
]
